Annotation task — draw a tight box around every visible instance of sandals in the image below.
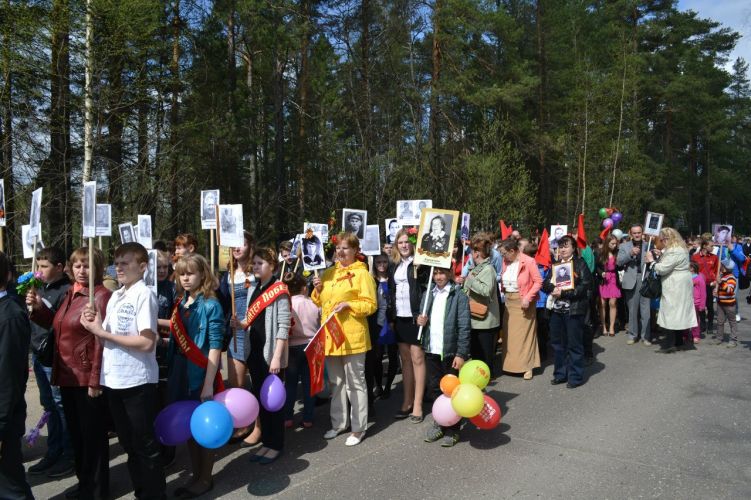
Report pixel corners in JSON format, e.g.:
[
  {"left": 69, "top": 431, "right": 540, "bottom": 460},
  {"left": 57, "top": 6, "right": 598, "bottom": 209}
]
[
  {"left": 408, "top": 414, "right": 424, "bottom": 424},
  {"left": 394, "top": 407, "right": 413, "bottom": 420}
]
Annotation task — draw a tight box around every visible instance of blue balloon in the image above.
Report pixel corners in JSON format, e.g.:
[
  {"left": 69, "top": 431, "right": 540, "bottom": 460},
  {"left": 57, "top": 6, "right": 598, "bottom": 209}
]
[
  {"left": 190, "top": 401, "right": 233, "bottom": 449},
  {"left": 154, "top": 400, "right": 200, "bottom": 446}
]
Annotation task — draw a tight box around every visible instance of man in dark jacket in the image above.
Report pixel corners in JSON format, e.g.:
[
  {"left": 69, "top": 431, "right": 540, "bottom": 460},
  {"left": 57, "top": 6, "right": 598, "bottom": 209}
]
[
  {"left": 27, "top": 248, "right": 73, "bottom": 478},
  {"left": 0, "top": 251, "right": 34, "bottom": 499},
  {"left": 542, "top": 235, "right": 593, "bottom": 389}
]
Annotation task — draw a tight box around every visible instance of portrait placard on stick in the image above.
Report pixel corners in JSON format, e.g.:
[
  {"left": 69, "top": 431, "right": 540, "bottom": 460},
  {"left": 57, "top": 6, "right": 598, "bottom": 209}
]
[
  {"left": 200, "top": 190, "right": 220, "bottom": 230},
  {"left": 119, "top": 223, "right": 135, "bottom": 244},
  {"left": 396, "top": 199, "right": 432, "bottom": 226},
  {"left": 342, "top": 209, "right": 367, "bottom": 239},
  {"left": 82, "top": 181, "right": 96, "bottom": 238},
  {"left": 304, "top": 223, "right": 329, "bottom": 243},
  {"left": 29, "top": 187, "right": 43, "bottom": 239},
  {"left": 460, "top": 213, "right": 470, "bottom": 242},
  {"left": 95, "top": 204, "right": 112, "bottom": 237},
  {"left": 644, "top": 212, "right": 664, "bottom": 238},
  {"left": 553, "top": 262, "right": 574, "bottom": 291},
  {"left": 711, "top": 223, "right": 732, "bottom": 246},
  {"left": 0, "top": 179, "right": 6, "bottom": 227},
  {"left": 301, "top": 227, "right": 326, "bottom": 272},
  {"left": 217, "top": 204, "right": 244, "bottom": 247},
  {"left": 414, "top": 208, "right": 459, "bottom": 268},
  {"left": 384, "top": 218, "right": 401, "bottom": 244},
  {"left": 549, "top": 224, "right": 567, "bottom": 249},
  {"left": 137, "top": 215, "right": 153, "bottom": 249},
  {"left": 361, "top": 225, "right": 381, "bottom": 256},
  {"left": 144, "top": 249, "right": 157, "bottom": 293},
  {"left": 22, "top": 224, "right": 44, "bottom": 259}
]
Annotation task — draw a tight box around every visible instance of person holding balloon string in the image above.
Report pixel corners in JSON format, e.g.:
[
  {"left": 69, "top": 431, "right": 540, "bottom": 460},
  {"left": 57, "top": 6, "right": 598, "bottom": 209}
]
[
  {"left": 415, "top": 266, "right": 471, "bottom": 447},
  {"left": 231, "top": 247, "right": 290, "bottom": 464}
]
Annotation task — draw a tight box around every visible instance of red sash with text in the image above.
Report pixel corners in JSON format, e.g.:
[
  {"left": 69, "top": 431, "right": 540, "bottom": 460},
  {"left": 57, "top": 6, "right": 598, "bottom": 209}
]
[
  {"left": 170, "top": 298, "right": 225, "bottom": 393},
  {"left": 244, "top": 281, "right": 290, "bottom": 329}
]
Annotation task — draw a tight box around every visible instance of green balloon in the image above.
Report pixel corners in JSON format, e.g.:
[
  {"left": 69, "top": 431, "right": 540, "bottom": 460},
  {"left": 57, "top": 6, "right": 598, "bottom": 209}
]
[
  {"left": 459, "top": 360, "right": 490, "bottom": 389},
  {"left": 451, "top": 383, "right": 485, "bottom": 418},
  {"left": 598, "top": 207, "right": 608, "bottom": 218}
]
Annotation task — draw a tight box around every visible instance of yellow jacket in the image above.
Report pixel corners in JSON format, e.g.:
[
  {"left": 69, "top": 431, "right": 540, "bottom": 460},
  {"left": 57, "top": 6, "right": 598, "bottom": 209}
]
[{"left": 311, "top": 261, "right": 377, "bottom": 356}]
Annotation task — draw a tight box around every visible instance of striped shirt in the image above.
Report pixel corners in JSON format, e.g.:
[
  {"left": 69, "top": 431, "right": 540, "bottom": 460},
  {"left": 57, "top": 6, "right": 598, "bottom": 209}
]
[{"left": 718, "top": 273, "right": 736, "bottom": 306}]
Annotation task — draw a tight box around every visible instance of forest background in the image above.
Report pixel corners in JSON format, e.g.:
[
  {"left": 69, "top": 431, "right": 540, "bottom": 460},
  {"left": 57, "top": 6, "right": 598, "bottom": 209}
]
[{"left": 2, "top": 0, "right": 750, "bottom": 260}]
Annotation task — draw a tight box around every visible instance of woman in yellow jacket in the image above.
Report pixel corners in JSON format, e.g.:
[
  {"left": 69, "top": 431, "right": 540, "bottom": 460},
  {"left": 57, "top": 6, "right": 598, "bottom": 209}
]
[{"left": 312, "top": 232, "right": 377, "bottom": 446}]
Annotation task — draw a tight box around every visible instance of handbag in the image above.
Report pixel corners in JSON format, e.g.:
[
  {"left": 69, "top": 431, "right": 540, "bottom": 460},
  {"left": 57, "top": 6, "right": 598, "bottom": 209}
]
[
  {"left": 36, "top": 331, "right": 55, "bottom": 367},
  {"left": 378, "top": 322, "right": 396, "bottom": 345},
  {"left": 468, "top": 297, "right": 488, "bottom": 320},
  {"left": 639, "top": 263, "right": 662, "bottom": 299}
]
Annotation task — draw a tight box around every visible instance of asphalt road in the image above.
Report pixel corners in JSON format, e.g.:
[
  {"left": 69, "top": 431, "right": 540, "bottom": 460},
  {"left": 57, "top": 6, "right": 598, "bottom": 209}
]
[{"left": 26, "top": 301, "right": 751, "bottom": 499}]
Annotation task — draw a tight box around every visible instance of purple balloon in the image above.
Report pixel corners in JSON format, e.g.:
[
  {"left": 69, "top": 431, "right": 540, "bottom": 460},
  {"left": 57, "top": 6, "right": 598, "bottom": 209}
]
[
  {"left": 602, "top": 218, "right": 613, "bottom": 228},
  {"left": 214, "top": 388, "right": 259, "bottom": 428},
  {"left": 260, "top": 374, "right": 285, "bottom": 412},
  {"left": 611, "top": 212, "right": 623, "bottom": 224},
  {"left": 154, "top": 400, "right": 200, "bottom": 446}
]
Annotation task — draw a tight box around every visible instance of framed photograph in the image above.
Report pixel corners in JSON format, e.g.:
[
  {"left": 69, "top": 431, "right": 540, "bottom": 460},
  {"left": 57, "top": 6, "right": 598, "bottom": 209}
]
[
  {"left": 82, "top": 181, "right": 96, "bottom": 238},
  {"left": 0, "top": 179, "right": 6, "bottom": 227},
  {"left": 711, "top": 223, "right": 733, "bottom": 246},
  {"left": 95, "top": 204, "right": 112, "bottom": 237},
  {"left": 143, "top": 249, "right": 157, "bottom": 292},
  {"left": 460, "top": 213, "right": 471, "bottom": 242},
  {"left": 301, "top": 227, "right": 326, "bottom": 271},
  {"left": 218, "top": 204, "right": 244, "bottom": 247},
  {"left": 200, "top": 190, "right": 220, "bottom": 230},
  {"left": 552, "top": 261, "right": 574, "bottom": 291},
  {"left": 304, "top": 222, "right": 329, "bottom": 243},
  {"left": 137, "top": 215, "right": 153, "bottom": 249},
  {"left": 22, "top": 224, "right": 44, "bottom": 259},
  {"left": 384, "top": 218, "right": 401, "bottom": 244},
  {"left": 342, "top": 209, "right": 367, "bottom": 240},
  {"left": 290, "top": 233, "right": 304, "bottom": 260},
  {"left": 361, "top": 224, "right": 381, "bottom": 256},
  {"left": 119, "top": 222, "right": 135, "bottom": 244},
  {"left": 414, "top": 208, "right": 460, "bottom": 268},
  {"left": 29, "top": 187, "right": 43, "bottom": 239},
  {"left": 644, "top": 212, "right": 664, "bottom": 238}
]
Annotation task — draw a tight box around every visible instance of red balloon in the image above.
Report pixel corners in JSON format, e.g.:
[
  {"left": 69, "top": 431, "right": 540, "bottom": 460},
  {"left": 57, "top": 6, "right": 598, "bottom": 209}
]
[
  {"left": 606, "top": 208, "right": 614, "bottom": 216},
  {"left": 469, "top": 395, "right": 502, "bottom": 430}
]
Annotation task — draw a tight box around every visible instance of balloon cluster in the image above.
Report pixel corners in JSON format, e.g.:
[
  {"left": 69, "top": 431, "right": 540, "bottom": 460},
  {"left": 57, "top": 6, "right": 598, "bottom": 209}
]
[
  {"left": 598, "top": 207, "right": 624, "bottom": 240},
  {"left": 431, "top": 360, "right": 502, "bottom": 430},
  {"left": 154, "top": 375, "right": 285, "bottom": 449}
]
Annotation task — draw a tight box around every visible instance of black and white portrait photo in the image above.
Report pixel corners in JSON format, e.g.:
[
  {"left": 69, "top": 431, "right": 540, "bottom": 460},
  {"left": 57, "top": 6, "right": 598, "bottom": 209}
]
[
  {"left": 0, "top": 179, "right": 6, "bottom": 227},
  {"left": 384, "top": 218, "right": 401, "bottom": 244},
  {"left": 144, "top": 249, "right": 157, "bottom": 291},
  {"left": 361, "top": 225, "right": 381, "bottom": 256},
  {"left": 119, "top": 223, "right": 135, "bottom": 244},
  {"left": 415, "top": 200, "right": 432, "bottom": 220},
  {"left": 29, "top": 187, "right": 43, "bottom": 239},
  {"left": 218, "top": 204, "right": 244, "bottom": 247},
  {"left": 200, "top": 189, "right": 220, "bottom": 230},
  {"left": 643, "top": 211, "right": 664, "bottom": 238},
  {"left": 396, "top": 200, "right": 415, "bottom": 222},
  {"left": 304, "top": 222, "right": 329, "bottom": 243},
  {"left": 549, "top": 224, "right": 568, "bottom": 249},
  {"left": 460, "top": 213, "right": 470, "bottom": 242},
  {"left": 82, "top": 181, "right": 96, "bottom": 238},
  {"left": 301, "top": 228, "right": 325, "bottom": 271},
  {"left": 342, "top": 209, "right": 367, "bottom": 239},
  {"left": 22, "top": 224, "right": 44, "bottom": 259},
  {"left": 138, "top": 215, "right": 153, "bottom": 249},
  {"left": 95, "top": 204, "right": 111, "bottom": 237},
  {"left": 553, "top": 262, "right": 574, "bottom": 290},
  {"left": 414, "top": 208, "right": 459, "bottom": 268}
]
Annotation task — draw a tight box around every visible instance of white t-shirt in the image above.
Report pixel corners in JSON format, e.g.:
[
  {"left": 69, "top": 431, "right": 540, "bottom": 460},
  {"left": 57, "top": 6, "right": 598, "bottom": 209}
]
[
  {"left": 502, "top": 260, "right": 520, "bottom": 292},
  {"left": 101, "top": 280, "right": 159, "bottom": 389},
  {"left": 429, "top": 286, "right": 449, "bottom": 355},
  {"left": 395, "top": 257, "right": 413, "bottom": 318}
]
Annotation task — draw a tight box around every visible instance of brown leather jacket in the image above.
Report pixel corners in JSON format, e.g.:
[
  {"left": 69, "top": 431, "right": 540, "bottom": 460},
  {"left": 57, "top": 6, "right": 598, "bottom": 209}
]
[{"left": 31, "top": 285, "right": 112, "bottom": 388}]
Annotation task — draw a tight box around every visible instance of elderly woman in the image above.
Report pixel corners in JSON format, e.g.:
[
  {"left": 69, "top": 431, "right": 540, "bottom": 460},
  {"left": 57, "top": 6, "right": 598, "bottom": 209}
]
[
  {"left": 463, "top": 233, "right": 502, "bottom": 375},
  {"left": 498, "top": 238, "right": 542, "bottom": 380},
  {"left": 312, "top": 232, "right": 376, "bottom": 446},
  {"left": 420, "top": 215, "right": 449, "bottom": 254},
  {"left": 646, "top": 227, "right": 697, "bottom": 352}
]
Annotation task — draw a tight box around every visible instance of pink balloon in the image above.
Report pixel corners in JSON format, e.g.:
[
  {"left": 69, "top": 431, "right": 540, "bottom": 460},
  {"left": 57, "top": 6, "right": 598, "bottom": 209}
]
[
  {"left": 602, "top": 218, "right": 613, "bottom": 228},
  {"left": 213, "top": 388, "right": 259, "bottom": 428},
  {"left": 431, "top": 395, "right": 462, "bottom": 427}
]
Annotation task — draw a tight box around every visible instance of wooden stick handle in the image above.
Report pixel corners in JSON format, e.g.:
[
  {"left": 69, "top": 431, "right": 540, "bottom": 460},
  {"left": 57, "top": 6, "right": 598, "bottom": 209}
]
[
  {"left": 229, "top": 252, "right": 237, "bottom": 352},
  {"left": 416, "top": 266, "right": 434, "bottom": 341},
  {"left": 210, "top": 230, "right": 216, "bottom": 271},
  {"left": 88, "top": 238, "right": 95, "bottom": 306}
]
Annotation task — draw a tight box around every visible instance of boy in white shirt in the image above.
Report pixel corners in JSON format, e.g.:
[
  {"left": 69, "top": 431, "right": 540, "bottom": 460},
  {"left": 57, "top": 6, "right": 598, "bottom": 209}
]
[{"left": 81, "top": 242, "right": 165, "bottom": 499}]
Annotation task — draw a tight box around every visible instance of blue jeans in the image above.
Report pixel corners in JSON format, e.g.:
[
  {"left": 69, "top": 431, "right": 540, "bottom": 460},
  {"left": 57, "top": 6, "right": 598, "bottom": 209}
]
[
  {"left": 32, "top": 355, "right": 72, "bottom": 460},
  {"left": 284, "top": 345, "right": 315, "bottom": 423},
  {"left": 549, "top": 312, "right": 585, "bottom": 385}
]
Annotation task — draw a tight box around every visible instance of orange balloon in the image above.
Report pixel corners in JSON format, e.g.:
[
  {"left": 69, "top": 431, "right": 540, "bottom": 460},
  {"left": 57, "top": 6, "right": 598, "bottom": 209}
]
[{"left": 440, "top": 374, "right": 460, "bottom": 397}]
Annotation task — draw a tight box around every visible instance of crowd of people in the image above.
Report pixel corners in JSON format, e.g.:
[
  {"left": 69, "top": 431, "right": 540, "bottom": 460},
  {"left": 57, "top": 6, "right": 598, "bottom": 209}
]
[{"left": 0, "top": 220, "right": 748, "bottom": 499}]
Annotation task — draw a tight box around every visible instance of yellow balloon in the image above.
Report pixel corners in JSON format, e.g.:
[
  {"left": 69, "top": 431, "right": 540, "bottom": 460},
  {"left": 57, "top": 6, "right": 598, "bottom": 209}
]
[
  {"left": 458, "top": 360, "right": 490, "bottom": 389},
  {"left": 450, "top": 383, "right": 485, "bottom": 418}
]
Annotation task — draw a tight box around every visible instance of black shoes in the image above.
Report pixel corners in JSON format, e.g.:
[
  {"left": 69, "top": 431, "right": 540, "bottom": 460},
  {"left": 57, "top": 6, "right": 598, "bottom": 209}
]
[
  {"left": 566, "top": 382, "right": 583, "bottom": 389},
  {"left": 550, "top": 378, "right": 567, "bottom": 385},
  {"left": 28, "top": 456, "right": 57, "bottom": 475}
]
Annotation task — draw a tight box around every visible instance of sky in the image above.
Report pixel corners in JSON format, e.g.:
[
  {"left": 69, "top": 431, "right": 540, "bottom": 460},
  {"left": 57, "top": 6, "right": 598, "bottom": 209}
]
[{"left": 679, "top": 0, "right": 751, "bottom": 69}]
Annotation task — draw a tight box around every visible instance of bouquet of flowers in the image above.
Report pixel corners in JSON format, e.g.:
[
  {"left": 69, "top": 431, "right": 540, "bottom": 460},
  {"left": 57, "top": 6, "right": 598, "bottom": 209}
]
[
  {"left": 406, "top": 226, "right": 418, "bottom": 246},
  {"left": 324, "top": 211, "right": 338, "bottom": 255},
  {"left": 16, "top": 271, "right": 43, "bottom": 296}
]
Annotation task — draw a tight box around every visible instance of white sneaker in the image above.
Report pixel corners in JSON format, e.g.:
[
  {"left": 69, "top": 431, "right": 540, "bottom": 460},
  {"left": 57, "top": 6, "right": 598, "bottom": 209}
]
[
  {"left": 323, "top": 428, "right": 345, "bottom": 440},
  {"left": 736, "top": 314, "right": 741, "bottom": 322},
  {"left": 642, "top": 340, "right": 652, "bottom": 346},
  {"left": 345, "top": 432, "right": 365, "bottom": 446}
]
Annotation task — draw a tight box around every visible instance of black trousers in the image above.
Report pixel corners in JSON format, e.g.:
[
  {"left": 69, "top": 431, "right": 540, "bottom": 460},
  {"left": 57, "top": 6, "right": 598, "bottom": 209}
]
[
  {"left": 0, "top": 434, "right": 33, "bottom": 500},
  {"left": 704, "top": 284, "right": 715, "bottom": 330},
  {"left": 106, "top": 384, "right": 165, "bottom": 500},
  {"left": 60, "top": 386, "right": 110, "bottom": 500},
  {"left": 535, "top": 308, "right": 549, "bottom": 362},
  {"left": 425, "top": 354, "right": 460, "bottom": 432},
  {"left": 248, "top": 356, "right": 285, "bottom": 451},
  {"left": 470, "top": 327, "right": 498, "bottom": 374}
]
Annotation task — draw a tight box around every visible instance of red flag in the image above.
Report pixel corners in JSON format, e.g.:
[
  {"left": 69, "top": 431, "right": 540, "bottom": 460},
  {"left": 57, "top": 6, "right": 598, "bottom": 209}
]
[
  {"left": 324, "top": 314, "right": 345, "bottom": 351},
  {"left": 535, "top": 228, "right": 552, "bottom": 268},
  {"left": 599, "top": 226, "right": 611, "bottom": 240},
  {"left": 500, "top": 220, "right": 513, "bottom": 240},
  {"left": 304, "top": 326, "right": 326, "bottom": 397},
  {"left": 576, "top": 213, "right": 587, "bottom": 249}
]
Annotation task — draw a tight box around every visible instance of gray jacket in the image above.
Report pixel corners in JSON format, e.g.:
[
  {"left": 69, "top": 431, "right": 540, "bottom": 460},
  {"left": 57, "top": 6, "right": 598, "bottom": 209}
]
[
  {"left": 616, "top": 239, "right": 648, "bottom": 290},
  {"left": 419, "top": 283, "right": 471, "bottom": 359},
  {"left": 259, "top": 290, "right": 291, "bottom": 368}
]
